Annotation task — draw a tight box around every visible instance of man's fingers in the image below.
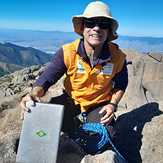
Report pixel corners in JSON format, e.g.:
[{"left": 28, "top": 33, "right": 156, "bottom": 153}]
[
  {"left": 99, "top": 107, "right": 105, "bottom": 114},
  {"left": 19, "top": 94, "right": 35, "bottom": 120},
  {"left": 100, "top": 113, "right": 114, "bottom": 124},
  {"left": 26, "top": 100, "right": 35, "bottom": 108},
  {"left": 20, "top": 104, "right": 29, "bottom": 120},
  {"left": 35, "top": 97, "right": 41, "bottom": 102},
  {"left": 99, "top": 104, "right": 116, "bottom": 125},
  {"left": 101, "top": 112, "right": 109, "bottom": 121},
  {"left": 20, "top": 110, "right": 25, "bottom": 120},
  {"left": 20, "top": 101, "right": 29, "bottom": 112},
  {"left": 99, "top": 106, "right": 113, "bottom": 120}
]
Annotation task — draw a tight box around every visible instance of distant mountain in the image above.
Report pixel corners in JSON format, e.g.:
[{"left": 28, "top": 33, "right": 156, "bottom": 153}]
[
  {"left": 0, "top": 28, "right": 163, "bottom": 53},
  {"left": 115, "top": 35, "right": 163, "bottom": 53},
  {"left": 0, "top": 42, "right": 51, "bottom": 66},
  {"left": 0, "top": 28, "right": 77, "bottom": 53},
  {"left": 0, "top": 28, "right": 163, "bottom": 77},
  {"left": 0, "top": 42, "right": 52, "bottom": 76}
]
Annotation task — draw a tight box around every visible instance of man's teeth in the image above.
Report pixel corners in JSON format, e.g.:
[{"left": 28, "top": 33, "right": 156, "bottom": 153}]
[{"left": 91, "top": 34, "right": 100, "bottom": 37}]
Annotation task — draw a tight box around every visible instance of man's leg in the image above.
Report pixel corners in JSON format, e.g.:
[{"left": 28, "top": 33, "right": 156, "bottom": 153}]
[
  {"left": 86, "top": 102, "right": 116, "bottom": 138},
  {"left": 49, "top": 92, "right": 81, "bottom": 133}
]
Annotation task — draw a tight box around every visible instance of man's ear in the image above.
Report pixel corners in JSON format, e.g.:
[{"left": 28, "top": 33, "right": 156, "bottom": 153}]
[
  {"left": 107, "top": 27, "right": 112, "bottom": 35},
  {"left": 107, "top": 28, "right": 118, "bottom": 41}
]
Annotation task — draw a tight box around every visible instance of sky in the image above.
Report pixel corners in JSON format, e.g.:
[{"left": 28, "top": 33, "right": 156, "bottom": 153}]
[{"left": 0, "top": 0, "right": 163, "bottom": 37}]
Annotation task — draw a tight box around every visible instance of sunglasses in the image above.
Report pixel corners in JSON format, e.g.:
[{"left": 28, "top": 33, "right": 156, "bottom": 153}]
[{"left": 84, "top": 18, "right": 111, "bottom": 29}]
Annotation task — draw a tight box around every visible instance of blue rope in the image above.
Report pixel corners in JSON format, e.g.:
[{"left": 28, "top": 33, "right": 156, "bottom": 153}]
[
  {"left": 80, "top": 122, "right": 127, "bottom": 162},
  {"left": 70, "top": 111, "right": 127, "bottom": 162}
]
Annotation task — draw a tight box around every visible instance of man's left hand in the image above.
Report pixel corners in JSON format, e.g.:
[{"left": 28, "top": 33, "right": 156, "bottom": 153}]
[{"left": 99, "top": 104, "right": 116, "bottom": 125}]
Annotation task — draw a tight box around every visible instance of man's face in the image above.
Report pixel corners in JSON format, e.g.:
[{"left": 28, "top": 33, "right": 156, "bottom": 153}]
[{"left": 83, "top": 18, "right": 110, "bottom": 48}]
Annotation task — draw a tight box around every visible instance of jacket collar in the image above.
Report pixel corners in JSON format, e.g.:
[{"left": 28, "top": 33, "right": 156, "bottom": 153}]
[{"left": 77, "top": 39, "right": 111, "bottom": 64}]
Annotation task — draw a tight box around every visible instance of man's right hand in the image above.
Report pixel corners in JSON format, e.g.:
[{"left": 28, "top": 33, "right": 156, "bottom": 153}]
[
  {"left": 19, "top": 93, "right": 35, "bottom": 120},
  {"left": 19, "top": 86, "right": 45, "bottom": 120}
]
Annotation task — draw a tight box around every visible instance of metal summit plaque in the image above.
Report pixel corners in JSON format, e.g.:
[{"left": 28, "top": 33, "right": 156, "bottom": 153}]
[{"left": 16, "top": 102, "right": 63, "bottom": 163}]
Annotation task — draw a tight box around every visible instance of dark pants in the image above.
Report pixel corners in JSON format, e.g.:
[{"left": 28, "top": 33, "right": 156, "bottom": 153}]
[{"left": 49, "top": 92, "right": 115, "bottom": 134}]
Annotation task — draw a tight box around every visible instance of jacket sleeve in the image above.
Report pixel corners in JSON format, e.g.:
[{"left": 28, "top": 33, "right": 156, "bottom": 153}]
[
  {"left": 112, "top": 60, "right": 128, "bottom": 91},
  {"left": 33, "top": 48, "right": 67, "bottom": 91}
]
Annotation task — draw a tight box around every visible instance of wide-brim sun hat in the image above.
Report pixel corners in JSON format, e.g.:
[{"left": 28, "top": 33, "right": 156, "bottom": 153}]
[{"left": 72, "top": 1, "right": 119, "bottom": 41}]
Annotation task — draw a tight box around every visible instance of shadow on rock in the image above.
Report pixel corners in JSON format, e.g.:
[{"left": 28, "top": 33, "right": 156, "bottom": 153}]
[
  {"left": 14, "top": 138, "right": 19, "bottom": 154},
  {"left": 57, "top": 134, "right": 85, "bottom": 163},
  {"left": 114, "top": 102, "right": 162, "bottom": 163}
]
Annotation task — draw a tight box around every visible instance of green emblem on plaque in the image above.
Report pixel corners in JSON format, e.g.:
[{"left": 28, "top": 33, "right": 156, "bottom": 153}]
[{"left": 36, "top": 130, "right": 47, "bottom": 137}]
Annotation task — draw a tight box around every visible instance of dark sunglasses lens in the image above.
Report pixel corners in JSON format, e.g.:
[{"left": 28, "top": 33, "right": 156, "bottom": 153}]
[
  {"left": 98, "top": 22, "right": 109, "bottom": 29},
  {"left": 84, "top": 19, "right": 110, "bottom": 29},
  {"left": 84, "top": 20, "right": 96, "bottom": 28}
]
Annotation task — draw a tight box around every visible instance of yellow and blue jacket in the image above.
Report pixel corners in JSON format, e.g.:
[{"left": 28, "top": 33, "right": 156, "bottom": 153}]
[{"left": 34, "top": 39, "right": 128, "bottom": 111}]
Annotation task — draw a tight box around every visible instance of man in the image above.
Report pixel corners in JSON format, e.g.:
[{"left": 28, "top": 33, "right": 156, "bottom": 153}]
[{"left": 20, "top": 0, "right": 128, "bottom": 156}]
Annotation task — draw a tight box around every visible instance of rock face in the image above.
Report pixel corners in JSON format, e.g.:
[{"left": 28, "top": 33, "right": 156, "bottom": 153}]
[
  {"left": 0, "top": 50, "right": 163, "bottom": 163},
  {"left": 117, "top": 52, "right": 163, "bottom": 163}
]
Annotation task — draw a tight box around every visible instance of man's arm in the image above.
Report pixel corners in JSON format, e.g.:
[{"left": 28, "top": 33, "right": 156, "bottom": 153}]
[
  {"left": 109, "top": 60, "right": 128, "bottom": 105},
  {"left": 20, "top": 48, "right": 67, "bottom": 119},
  {"left": 100, "top": 61, "right": 128, "bottom": 124},
  {"left": 31, "top": 48, "right": 67, "bottom": 97},
  {"left": 109, "top": 89, "right": 125, "bottom": 108}
]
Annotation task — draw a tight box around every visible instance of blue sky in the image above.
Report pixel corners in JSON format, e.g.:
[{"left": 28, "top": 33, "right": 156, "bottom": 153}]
[{"left": 0, "top": 0, "right": 163, "bottom": 37}]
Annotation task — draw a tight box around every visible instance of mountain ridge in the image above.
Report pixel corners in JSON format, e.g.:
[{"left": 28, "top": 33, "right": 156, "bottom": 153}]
[
  {"left": 0, "top": 28, "right": 163, "bottom": 53},
  {"left": 0, "top": 28, "right": 163, "bottom": 76},
  {"left": 0, "top": 42, "right": 52, "bottom": 76}
]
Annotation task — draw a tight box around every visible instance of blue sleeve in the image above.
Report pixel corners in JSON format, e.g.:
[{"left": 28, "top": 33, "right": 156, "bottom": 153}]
[
  {"left": 112, "top": 60, "right": 128, "bottom": 91},
  {"left": 33, "top": 48, "right": 67, "bottom": 91}
]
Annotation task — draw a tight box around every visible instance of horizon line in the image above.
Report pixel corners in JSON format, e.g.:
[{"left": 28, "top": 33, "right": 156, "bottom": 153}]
[{"left": 0, "top": 27, "right": 163, "bottom": 39}]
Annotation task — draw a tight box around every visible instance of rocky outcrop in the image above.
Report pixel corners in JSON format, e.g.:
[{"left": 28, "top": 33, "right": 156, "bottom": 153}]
[
  {"left": 0, "top": 65, "right": 44, "bottom": 98},
  {"left": 0, "top": 50, "right": 163, "bottom": 163},
  {"left": 117, "top": 52, "right": 163, "bottom": 163}
]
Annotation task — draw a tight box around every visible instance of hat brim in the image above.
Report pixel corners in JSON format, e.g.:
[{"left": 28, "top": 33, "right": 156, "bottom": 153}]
[{"left": 72, "top": 15, "right": 119, "bottom": 41}]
